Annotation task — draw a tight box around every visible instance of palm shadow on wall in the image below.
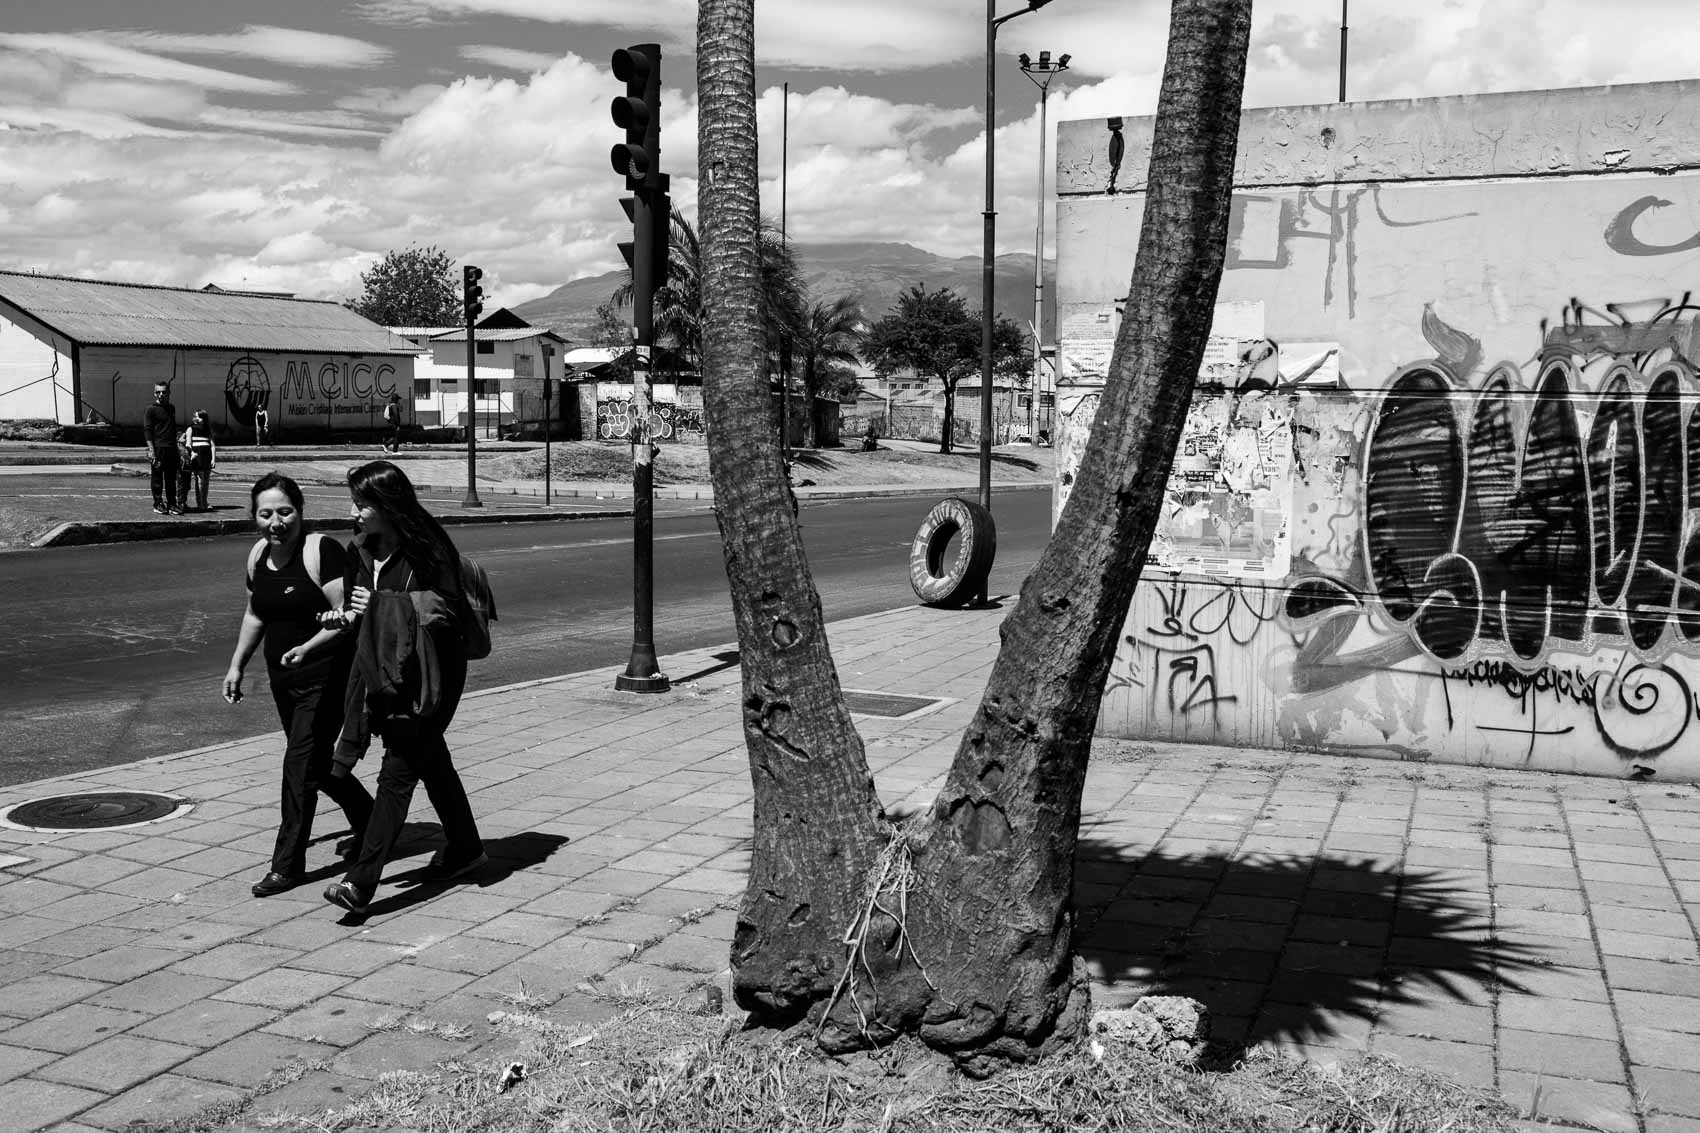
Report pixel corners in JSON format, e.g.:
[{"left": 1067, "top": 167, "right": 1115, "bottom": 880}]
[{"left": 1072, "top": 823, "right": 1546, "bottom": 1050}]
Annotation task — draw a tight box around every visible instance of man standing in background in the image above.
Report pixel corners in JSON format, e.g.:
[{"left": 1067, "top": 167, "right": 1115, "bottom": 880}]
[{"left": 142, "top": 381, "right": 180, "bottom": 515}]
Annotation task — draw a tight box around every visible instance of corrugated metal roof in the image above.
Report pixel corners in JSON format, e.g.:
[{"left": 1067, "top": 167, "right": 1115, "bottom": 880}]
[{"left": 0, "top": 271, "right": 419, "bottom": 354}]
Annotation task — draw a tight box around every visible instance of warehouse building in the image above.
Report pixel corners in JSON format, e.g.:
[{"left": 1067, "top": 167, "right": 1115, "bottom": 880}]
[{"left": 0, "top": 271, "right": 418, "bottom": 439}]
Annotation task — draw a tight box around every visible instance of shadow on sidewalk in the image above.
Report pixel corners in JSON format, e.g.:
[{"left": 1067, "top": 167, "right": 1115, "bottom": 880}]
[
  {"left": 1072, "top": 826, "right": 1546, "bottom": 1050},
  {"left": 331, "top": 826, "right": 570, "bottom": 922}
]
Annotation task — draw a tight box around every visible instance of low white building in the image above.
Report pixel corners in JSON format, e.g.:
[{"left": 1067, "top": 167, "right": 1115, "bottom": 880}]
[
  {"left": 396, "top": 311, "right": 567, "bottom": 437},
  {"left": 0, "top": 272, "right": 417, "bottom": 438}
]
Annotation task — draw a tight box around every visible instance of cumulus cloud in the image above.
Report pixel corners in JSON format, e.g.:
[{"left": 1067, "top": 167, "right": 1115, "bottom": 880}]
[{"left": 8, "top": 0, "right": 1700, "bottom": 313}]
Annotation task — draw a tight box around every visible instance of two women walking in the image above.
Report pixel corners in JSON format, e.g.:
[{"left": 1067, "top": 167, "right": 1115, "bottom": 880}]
[{"left": 225, "top": 462, "right": 485, "bottom": 916}]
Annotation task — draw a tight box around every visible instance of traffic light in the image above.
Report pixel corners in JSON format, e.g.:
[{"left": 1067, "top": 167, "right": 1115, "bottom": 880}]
[
  {"left": 617, "top": 193, "right": 670, "bottom": 286},
  {"left": 462, "top": 264, "right": 483, "bottom": 324},
  {"left": 610, "top": 44, "right": 660, "bottom": 190}
]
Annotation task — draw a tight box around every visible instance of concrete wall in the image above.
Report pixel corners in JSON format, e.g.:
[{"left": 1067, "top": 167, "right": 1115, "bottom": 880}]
[{"left": 1055, "top": 81, "right": 1700, "bottom": 781}]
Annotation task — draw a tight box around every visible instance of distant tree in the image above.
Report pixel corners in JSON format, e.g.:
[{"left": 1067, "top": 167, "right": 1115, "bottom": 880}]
[
  {"left": 347, "top": 245, "right": 461, "bottom": 326},
  {"left": 792, "top": 295, "right": 867, "bottom": 446},
  {"left": 864, "top": 285, "right": 1025, "bottom": 453},
  {"left": 590, "top": 300, "right": 634, "bottom": 382}
]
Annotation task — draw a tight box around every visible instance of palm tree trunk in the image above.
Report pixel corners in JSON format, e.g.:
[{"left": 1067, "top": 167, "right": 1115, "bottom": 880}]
[
  {"left": 697, "top": 0, "right": 886, "bottom": 1023},
  {"left": 704, "top": 0, "right": 1252, "bottom": 1070}
]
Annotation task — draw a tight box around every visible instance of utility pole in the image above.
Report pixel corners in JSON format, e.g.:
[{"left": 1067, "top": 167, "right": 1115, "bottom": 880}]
[
  {"left": 611, "top": 42, "right": 671, "bottom": 694},
  {"left": 461, "top": 264, "right": 484, "bottom": 508},
  {"left": 1339, "top": 0, "right": 1349, "bottom": 103},
  {"left": 1019, "top": 50, "right": 1068, "bottom": 451}
]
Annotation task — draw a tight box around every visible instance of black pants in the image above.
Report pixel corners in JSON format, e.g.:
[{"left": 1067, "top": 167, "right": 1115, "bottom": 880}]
[
  {"left": 270, "top": 672, "right": 373, "bottom": 876},
  {"left": 149, "top": 445, "right": 179, "bottom": 507},
  {"left": 344, "top": 657, "right": 481, "bottom": 892}
]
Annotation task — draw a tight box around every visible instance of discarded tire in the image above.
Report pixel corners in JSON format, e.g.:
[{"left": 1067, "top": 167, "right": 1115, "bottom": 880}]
[{"left": 909, "top": 496, "right": 996, "bottom": 607}]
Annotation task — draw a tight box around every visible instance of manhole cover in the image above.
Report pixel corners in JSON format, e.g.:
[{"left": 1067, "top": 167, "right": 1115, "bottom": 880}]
[
  {"left": 843, "top": 690, "right": 948, "bottom": 719},
  {"left": 1, "top": 791, "right": 192, "bottom": 832}
]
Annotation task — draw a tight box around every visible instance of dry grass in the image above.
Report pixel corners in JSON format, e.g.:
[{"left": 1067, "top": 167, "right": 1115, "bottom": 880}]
[
  {"left": 480, "top": 440, "right": 1054, "bottom": 489},
  {"left": 221, "top": 995, "right": 1527, "bottom": 1133}
]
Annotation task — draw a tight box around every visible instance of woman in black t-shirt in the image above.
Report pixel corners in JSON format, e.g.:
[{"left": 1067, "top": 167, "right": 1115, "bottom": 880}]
[{"left": 223, "top": 473, "right": 373, "bottom": 898}]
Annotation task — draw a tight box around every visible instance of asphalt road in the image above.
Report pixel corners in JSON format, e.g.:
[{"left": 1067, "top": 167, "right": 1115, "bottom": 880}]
[{"left": 0, "top": 491, "right": 1054, "bottom": 787}]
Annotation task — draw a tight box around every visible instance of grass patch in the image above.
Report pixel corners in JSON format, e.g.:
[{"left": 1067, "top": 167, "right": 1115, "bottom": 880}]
[{"left": 230, "top": 996, "right": 1524, "bottom": 1133}]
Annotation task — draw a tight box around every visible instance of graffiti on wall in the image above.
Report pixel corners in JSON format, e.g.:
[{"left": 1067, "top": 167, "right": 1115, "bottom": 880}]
[
  {"left": 1095, "top": 295, "right": 1700, "bottom": 772},
  {"left": 595, "top": 398, "right": 706, "bottom": 443},
  {"left": 1359, "top": 298, "right": 1700, "bottom": 666}
]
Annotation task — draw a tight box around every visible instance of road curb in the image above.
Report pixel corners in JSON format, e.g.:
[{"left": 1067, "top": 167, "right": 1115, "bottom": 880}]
[
  {"left": 30, "top": 508, "right": 639, "bottom": 549},
  {"left": 25, "top": 483, "right": 1049, "bottom": 548}
]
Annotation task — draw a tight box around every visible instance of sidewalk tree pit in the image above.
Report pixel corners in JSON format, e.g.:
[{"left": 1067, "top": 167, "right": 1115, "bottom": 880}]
[{"left": 697, "top": 0, "right": 1253, "bottom": 1073}]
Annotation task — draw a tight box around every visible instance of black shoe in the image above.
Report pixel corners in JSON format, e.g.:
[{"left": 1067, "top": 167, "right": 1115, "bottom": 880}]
[
  {"left": 324, "top": 880, "right": 372, "bottom": 915},
  {"left": 251, "top": 871, "right": 296, "bottom": 898},
  {"left": 420, "top": 848, "right": 488, "bottom": 883},
  {"left": 152, "top": 505, "right": 168, "bottom": 515}
]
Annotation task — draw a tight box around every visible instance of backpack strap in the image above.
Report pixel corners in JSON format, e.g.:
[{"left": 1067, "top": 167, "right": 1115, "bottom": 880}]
[{"left": 247, "top": 533, "right": 325, "bottom": 587}]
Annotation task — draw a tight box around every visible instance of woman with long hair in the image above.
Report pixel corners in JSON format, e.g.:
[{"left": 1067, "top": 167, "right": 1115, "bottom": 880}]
[
  {"left": 323, "top": 460, "right": 486, "bottom": 915},
  {"left": 224, "top": 472, "right": 373, "bottom": 897}
]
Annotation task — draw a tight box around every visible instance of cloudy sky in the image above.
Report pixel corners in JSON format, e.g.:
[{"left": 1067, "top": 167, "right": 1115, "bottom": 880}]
[{"left": 4, "top": 0, "right": 1700, "bottom": 310}]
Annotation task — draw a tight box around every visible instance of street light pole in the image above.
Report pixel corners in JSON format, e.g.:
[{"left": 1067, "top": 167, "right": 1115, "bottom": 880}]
[
  {"left": 1019, "top": 50, "right": 1068, "bottom": 452},
  {"left": 984, "top": 0, "right": 1057, "bottom": 493},
  {"left": 978, "top": 0, "right": 1055, "bottom": 599}
]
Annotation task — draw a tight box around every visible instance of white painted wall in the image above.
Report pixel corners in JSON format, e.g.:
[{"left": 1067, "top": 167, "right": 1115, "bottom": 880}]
[{"left": 0, "top": 310, "right": 75, "bottom": 422}]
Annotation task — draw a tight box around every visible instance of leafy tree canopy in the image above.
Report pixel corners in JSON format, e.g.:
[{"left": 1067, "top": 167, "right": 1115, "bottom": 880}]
[
  {"left": 347, "top": 245, "right": 462, "bottom": 327},
  {"left": 865, "top": 284, "right": 1029, "bottom": 386}
]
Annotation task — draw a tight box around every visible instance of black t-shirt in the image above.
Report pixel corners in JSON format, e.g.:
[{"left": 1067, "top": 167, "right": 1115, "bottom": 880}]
[
  {"left": 248, "top": 537, "right": 351, "bottom": 683},
  {"left": 142, "top": 402, "right": 178, "bottom": 448}
]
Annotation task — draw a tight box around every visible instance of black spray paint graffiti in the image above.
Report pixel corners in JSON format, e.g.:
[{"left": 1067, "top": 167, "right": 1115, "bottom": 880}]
[
  {"left": 596, "top": 398, "right": 706, "bottom": 443},
  {"left": 1116, "top": 580, "right": 1281, "bottom": 723},
  {"left": 1363, "top": 300, "right": 1700, "bottom": 666}
]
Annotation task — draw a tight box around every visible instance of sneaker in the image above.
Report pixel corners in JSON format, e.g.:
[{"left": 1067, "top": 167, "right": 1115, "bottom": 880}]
[
  {"left": 251, "top": 871, "right": 296, "bottom": 898},
  {"left": 323, "top": 879, "right": 372, "bottom": 915},
  {"left": 420, "top": 848, "right": 488, "bottom": 883},
  {"left": 152, "top": 505, "right": 168, "bottom": 515}
]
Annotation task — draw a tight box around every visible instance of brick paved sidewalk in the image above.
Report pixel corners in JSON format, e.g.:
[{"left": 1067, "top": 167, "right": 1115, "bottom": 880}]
[{"left": 0, "top": 603, "right": 1697, "bottom": 1132}]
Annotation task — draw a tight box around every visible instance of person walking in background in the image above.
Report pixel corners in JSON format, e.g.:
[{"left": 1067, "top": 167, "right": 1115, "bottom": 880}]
[
  {"left": 183, "top": 409, "right": 216, "bottom": 511},
  {"left": 142, "top": 381, "right": 180, "bottom": 515},
  {"left": 324, "top": 460, "right": 485, "bottom": 916},
  {"left": 224, "top": 473, "right": 373, "bottom": 898},
  {"left": 381, "top": 392, "right": 403, "bottom": 453},
  {"left": 254, "top": 404, "right": 270, "bottom": 448}
]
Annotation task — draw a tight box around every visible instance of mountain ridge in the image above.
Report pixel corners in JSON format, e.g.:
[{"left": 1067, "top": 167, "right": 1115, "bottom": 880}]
[{"left": 512, "top": 240, "right": 1056, "bottom": 346}]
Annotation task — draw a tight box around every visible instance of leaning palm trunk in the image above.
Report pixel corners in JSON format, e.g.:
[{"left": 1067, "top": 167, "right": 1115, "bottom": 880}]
[{"left": 698, "top": 0, "right": 1253, "bottom": 1072}]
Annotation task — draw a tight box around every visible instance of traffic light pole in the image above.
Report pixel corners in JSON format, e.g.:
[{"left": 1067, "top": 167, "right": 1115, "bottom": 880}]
[
  {"left": 612, "top": 43, "right": 669, "bottom": 694},
  {"left": 462, "top": 264, "right": 484, "bottom": 508}
]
